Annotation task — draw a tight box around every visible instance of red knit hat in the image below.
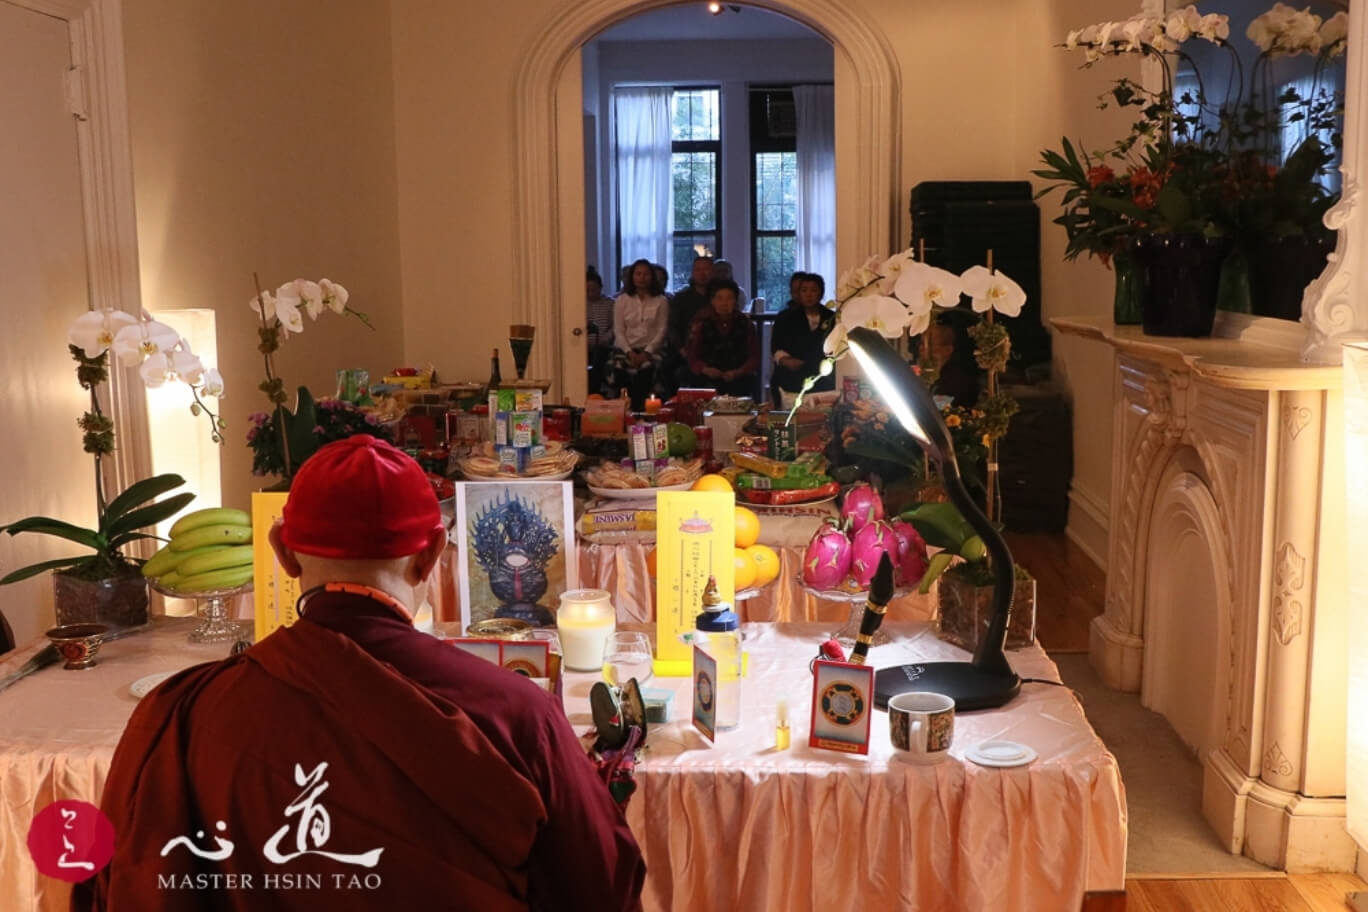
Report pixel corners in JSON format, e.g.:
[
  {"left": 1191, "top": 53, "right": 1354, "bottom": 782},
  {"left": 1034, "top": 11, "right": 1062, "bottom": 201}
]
[{"left": 280, "top": 435, "right": 443, "bottom": 560}]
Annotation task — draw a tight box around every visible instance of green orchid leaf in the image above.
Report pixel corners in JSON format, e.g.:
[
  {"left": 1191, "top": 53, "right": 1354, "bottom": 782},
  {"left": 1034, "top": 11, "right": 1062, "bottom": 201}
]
[
  {"left": 0, "top": 556, "right": 90, "bottom": 585},
  {"left": 918, "top": 551, "right": 956, "bottom": 595},
  {"left": 1, "top": 517, "right": 103, "bottom": 551},
  {"left": 107, "top": 531, "right": 171, "bottom": 549},
  {"left": 100, "top": 473, "right": 186, "bottom": 530},
  {"left": 286, "top": 386, "right": 320, "bottom": 470},
  {"left": 104, "top": 492, "right": 196, "bottom": 541}
]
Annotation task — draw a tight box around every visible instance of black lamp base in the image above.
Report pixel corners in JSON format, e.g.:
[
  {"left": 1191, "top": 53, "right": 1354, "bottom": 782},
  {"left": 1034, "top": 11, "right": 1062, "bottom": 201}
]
[{"left": 874, "top": 661, "right": 1021, "bottom": 712}]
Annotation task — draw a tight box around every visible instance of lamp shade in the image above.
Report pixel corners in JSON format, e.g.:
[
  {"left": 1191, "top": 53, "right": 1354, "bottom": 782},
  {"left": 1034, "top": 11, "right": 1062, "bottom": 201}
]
[{"left": 1344, "top": 342, "right": 1368, "bottom": 851}]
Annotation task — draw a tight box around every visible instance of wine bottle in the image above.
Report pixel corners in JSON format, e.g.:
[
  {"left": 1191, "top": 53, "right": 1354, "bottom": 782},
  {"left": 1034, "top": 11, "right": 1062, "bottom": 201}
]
[{"left": 488, "top": 348, "right": 502, "bottom": 390}]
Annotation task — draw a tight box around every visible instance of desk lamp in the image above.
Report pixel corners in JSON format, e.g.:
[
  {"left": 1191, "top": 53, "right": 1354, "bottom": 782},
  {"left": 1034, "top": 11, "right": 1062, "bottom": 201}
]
[{"left": 844, "top": 327, "right": 1021, "bottom": 711}]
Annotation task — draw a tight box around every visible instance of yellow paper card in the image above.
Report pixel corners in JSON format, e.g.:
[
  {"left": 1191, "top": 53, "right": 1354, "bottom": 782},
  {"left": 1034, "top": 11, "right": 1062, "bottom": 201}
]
[
  {"left": 654, "top": 491, "right": 735, "bottom": 675},
  {"left": 252, "top": 491, "right": 301, "bottom": 642}
]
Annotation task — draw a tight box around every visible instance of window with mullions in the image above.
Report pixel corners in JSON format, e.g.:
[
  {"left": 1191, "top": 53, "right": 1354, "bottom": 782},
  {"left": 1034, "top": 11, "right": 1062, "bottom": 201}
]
[
  {"left": 750, "top": 88, "right": 797, "bottom": 312},
  {"left": 670, "top": 88, "right": 721, "bottom": 291}
]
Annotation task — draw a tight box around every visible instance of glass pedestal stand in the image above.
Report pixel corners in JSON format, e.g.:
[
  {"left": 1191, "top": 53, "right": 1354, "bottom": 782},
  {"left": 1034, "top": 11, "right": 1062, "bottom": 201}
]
[
  {"left": 801, "top": 580, "right": 912, "bottom": 649},
  {"left": 150, "top": 580, "right": 253, "bottom": 644}
]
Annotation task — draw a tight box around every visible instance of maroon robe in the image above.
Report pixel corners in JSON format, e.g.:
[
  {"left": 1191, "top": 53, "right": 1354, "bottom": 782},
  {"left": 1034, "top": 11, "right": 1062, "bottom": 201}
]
[{"left": 73, "top": 591, "right": 645, "bottom": 911}]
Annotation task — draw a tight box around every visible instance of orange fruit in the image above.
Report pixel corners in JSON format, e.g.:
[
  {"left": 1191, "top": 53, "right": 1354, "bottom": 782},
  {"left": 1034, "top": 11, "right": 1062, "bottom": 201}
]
[
  {"left": 746, "top": 544, "right": 781, "bottom": 587},
  {"left": 733, "top": 548, "right": 757, "bottom": 589},
  {"left": 734, "top": 506, "right": 760, "bottom": 549},
  {"left": 645, "top": 547, "right": 658, "bottom": 577},
  {"left": 692, "top": 473, "right": 734, "bottom": 493}
]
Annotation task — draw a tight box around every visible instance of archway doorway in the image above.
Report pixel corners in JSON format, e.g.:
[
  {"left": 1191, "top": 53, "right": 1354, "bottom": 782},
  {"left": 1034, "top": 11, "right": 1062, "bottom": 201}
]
[{"left": 509, "top": 0, "right": 901, "bottom": 402}]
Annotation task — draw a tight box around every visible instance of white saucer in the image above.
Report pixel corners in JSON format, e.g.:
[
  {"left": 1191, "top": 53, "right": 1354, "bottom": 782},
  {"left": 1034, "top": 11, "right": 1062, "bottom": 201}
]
[
  {"left": 129, "top": 671, "right": 176, "bottom": 700},
  {"left": 966, "top": 740, "right": 1037, "bottom": 768}
]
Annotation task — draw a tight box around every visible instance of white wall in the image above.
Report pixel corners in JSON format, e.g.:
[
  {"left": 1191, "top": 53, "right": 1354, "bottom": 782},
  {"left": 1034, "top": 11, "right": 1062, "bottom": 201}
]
[{"left": 585, "top": 37, "right": 834, "bottom": 291}]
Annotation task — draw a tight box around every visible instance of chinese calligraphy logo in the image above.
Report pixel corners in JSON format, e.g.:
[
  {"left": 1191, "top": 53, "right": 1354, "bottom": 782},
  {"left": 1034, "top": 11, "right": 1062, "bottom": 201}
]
[{"left": 27, "top": 800, "right": 115, "bottom": 882}]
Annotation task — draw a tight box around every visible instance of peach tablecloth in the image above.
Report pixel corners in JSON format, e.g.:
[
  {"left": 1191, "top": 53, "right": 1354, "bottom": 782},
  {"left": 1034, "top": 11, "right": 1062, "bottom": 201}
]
[
  {"left": 0, "top": 617, "right": 234, "bottom": 912},
  {"left": 563, "top": 622, "right": 1127, "bottom": 912}
]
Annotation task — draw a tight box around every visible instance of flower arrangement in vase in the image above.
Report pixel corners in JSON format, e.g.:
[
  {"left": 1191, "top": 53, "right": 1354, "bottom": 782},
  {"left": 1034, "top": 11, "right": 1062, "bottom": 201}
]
[
  {"left": 0, "top": 308, "right": 225, "bottom": 628},
  {"left": 246, "top": 276, "right": 391, "bottom": 484},
  {"left": 1035, "top": 4, "right": 1345, "bottom": 331}
]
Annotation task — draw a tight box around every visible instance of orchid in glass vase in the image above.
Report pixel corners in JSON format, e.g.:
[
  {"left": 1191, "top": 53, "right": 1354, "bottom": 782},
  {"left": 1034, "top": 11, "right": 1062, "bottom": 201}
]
[
  {"left": 0, "top": 307, "right": 225, "bottom": 589},
  {"left": 248, "top": 275, "right": 387, "bottom": 481}
]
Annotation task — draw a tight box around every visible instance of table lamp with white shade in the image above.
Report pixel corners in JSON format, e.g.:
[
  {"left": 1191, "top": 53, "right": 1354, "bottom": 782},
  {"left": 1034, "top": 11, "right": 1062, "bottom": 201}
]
[{"left": 843, "top": 326, "right": 1021, "bottom": 711}]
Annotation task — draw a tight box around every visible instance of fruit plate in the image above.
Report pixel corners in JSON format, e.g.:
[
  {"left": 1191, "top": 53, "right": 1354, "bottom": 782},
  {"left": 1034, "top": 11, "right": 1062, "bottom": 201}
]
[
  {"left": 588, "top": 482, "right": 693, "bottom": 500},
  {"left": 148, "top": 578, "right": 254, "bottom": 601},
  {"left": 738, "top": 493, "right": 837, "bottom": 510},
  {"left": 797, "top": 578, "right": 914, "bottom": 604},
  {"left": 147, "top": 578, "right": 253, "bottom": 644},
  {"left": 129, "top": 671, "right": 177, "bottom": 700},
  {"left": 733, "top": 579, "right": 777, "bottom": 601}
]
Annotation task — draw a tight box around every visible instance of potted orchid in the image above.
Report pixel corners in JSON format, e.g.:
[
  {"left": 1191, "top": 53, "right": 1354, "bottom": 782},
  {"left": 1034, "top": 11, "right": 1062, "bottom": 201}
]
[
  {"left": 0, "top": 308, "right": 225, "bottom": 629},
  {"left": 246, "top": 276, "right": 387, "bottom": 484},
  {"left": 801, "top": 248, "right": 1036, "bottom": 650}
]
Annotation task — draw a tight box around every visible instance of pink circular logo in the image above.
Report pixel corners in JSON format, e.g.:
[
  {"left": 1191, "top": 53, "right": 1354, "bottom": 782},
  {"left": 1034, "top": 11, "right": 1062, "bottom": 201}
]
[{"left": 27, "top": 800, "right": 115, "bottom": 882}]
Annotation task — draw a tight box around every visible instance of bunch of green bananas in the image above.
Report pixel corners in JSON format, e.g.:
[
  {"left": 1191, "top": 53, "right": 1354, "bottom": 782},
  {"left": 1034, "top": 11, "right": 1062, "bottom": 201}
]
[
  {"left": 142, "top": 508, "right": 254, "bottom": 592},
  {"left": 900, "top": 502, "right": 987, "bottom": 595}
]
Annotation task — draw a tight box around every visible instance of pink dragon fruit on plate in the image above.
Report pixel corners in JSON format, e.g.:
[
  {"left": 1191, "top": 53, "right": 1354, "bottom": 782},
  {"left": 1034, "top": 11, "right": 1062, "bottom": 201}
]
[
  {"left": 849, "top": 519, "right": 900, "bottom": 588},
  {"left": 802, "top": 519, "right": 853, "bottom": 590},
  {"left": 840, "top": 482, "right": 884, "bottom": 533},
  {"left": 890, "top": 519, "right": 930, "bottom": 587}
]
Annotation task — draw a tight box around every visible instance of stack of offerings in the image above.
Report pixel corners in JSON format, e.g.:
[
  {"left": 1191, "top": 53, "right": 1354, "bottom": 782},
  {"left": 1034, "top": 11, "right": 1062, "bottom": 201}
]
[
  {"left": 626, "top": 422, "right": 670, "bottom": 482},
  {"left": 490, "top": 387, "right": 546, "bottom": 474},
  {"left": 141, "top": 508, "right": 254, "bottom": 592},
  {"left": 731, "top": 452, "right": 839, "bottom": 506}
]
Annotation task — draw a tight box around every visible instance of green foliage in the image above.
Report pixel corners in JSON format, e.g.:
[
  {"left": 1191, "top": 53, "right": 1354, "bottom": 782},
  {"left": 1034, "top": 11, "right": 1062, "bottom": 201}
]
[
  {"left": 0, "top": 473, "right": 191, "bottom": 584},
  {"left": 247, "top": 389, "right": 395, "bottom": 478}
]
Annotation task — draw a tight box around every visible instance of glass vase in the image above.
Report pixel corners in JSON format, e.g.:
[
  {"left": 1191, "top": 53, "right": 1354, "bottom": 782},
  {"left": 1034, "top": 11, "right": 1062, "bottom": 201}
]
[
  {"left": 1112, "top": 253, "right": 1144, "bottom": 325},
  {"left": 52, "top": 571, "right": 149, "bottom": 631},
  {"left": 1132, "top": 234, "right": 1232, "bottom": 338},
  {"left": 1248, "top": 234, "right": 1334, "bottom": 321},
  {"left": 936, "top": 571, "right": 1036, "bottom": 652}
]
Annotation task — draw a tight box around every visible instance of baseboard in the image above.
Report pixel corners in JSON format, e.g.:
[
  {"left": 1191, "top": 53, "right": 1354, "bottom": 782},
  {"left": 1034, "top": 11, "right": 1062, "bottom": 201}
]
[
  {"left": 1126, "top": 871, "right": 1286, "bottom": 881},
  {"left": 1066, "top": 484, "right": 1109, "bottom": 571}
]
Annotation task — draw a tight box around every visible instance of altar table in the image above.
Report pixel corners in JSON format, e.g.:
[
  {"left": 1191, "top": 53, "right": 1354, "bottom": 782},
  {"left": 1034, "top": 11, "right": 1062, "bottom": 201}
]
[{"left": 0, "top": 618, "right": 1126, "bottom": 912}]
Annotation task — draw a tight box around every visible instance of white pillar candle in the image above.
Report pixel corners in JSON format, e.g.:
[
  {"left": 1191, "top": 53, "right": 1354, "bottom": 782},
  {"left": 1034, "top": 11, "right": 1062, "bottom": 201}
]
[{"left": 557, "top": 589, "right": 616, "bottom": 671}]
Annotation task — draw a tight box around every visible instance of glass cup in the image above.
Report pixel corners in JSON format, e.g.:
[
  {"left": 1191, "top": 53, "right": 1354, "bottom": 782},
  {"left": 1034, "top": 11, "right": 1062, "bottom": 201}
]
[
  {"left": 602, "top": 631, "right": 653, "bottom": 687},
  {"left": 557, "top": 589, "right": 615, "bottom": 671}
]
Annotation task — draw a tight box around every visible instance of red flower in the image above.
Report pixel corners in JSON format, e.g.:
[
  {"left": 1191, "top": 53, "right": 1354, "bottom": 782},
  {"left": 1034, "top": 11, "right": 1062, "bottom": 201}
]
[
  {"left": 1129, "top": 167, "right": 1164, "bottom": 210},
  {"left": 1087, "top": 165, "right": 1116, "bottom": 188}
]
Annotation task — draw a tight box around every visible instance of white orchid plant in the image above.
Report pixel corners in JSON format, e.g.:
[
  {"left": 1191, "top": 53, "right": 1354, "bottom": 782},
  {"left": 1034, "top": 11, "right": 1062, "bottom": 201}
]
[
  {"left": 249, "top": 275, "right": 369, "bottom": 479},
  {"left": 0, "top": 308, "right": 226, "bottom": 585}
]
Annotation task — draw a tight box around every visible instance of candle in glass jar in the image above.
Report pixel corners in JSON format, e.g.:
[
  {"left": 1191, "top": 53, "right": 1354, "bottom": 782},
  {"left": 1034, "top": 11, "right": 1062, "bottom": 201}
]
[
  {"left": 557, "top": 589, "right": 616, "bottom": 671},
  {"left": 644, "top": 395, "right": 662, "bottom": 414}
]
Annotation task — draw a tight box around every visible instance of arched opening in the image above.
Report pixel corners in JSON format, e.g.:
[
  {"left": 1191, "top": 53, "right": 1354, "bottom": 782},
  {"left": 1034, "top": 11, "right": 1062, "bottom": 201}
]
[{"left": 509, "top": 0, "right": 901, "bottom": 400}]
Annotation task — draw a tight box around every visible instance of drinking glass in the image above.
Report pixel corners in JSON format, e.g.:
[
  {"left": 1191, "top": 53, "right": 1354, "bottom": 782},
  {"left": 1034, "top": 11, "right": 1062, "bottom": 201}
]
[{"left": 601, "top": 632, "right": 653, "bottom": 687}]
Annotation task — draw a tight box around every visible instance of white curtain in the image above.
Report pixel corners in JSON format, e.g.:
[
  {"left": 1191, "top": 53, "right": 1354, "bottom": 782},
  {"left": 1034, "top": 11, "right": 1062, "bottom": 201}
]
[
  {"left": 613, "top": 87, "right": 673, "bottom": 275},
  {"left": 793, "top": 85, "right": 836, "bottom": 296}
]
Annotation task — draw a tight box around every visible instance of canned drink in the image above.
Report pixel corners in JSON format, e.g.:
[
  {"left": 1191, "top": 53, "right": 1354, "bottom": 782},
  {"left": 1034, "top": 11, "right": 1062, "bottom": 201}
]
[{"left": 693, "top": 425, "right": 714, "bottom": 462}]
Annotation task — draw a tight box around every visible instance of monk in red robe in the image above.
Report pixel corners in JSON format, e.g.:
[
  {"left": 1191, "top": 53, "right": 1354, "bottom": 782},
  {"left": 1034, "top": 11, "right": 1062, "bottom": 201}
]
[{"left": 74, "top": 435, "right": 644, "bottom": 911}]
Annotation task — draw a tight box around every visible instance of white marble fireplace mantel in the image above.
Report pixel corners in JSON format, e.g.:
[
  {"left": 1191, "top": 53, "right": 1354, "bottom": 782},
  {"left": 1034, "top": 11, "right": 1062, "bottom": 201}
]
[{"left": 1053, "top": 314, "right": 1354, "bottom": 872}]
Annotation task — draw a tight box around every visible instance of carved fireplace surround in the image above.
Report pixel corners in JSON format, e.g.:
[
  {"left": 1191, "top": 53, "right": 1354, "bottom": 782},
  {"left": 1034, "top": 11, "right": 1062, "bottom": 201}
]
[{"left": 1054, "top": 314, "right": 1354, "bottom": 872}]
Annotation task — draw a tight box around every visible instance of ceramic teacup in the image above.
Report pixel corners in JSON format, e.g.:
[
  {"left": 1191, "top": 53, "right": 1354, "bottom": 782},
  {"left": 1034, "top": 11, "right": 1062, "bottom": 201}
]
[
  {"left": 45, "top": 624, "right": 111, "bottom": 670},
  {"left": 888, "top": 691, "right": 955, "bottom": 764}
]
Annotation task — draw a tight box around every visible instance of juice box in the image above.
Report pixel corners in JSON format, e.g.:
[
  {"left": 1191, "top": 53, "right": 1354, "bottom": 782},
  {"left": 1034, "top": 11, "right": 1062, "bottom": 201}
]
[
  {"left": 491, "top": 389, "right": 518, "bottom": 413},
  {"left": 634, "top": 458, "right": 657, "bottom": 481},
  {"left": 514, "top": 389, "right": 543, "bottom": 412},
  {"left": 511, "top": 411, "right": 538, "bottom": 448},
  {"left": 497, "top": 446, "right": 530, "bottom": 474},
  {"left": 493, "top": 412, "right": 512, "bottom": 446},
  {"left": 629, "top": 424, "right": 652, "bottom": 461},
  {"left": 651, "top": 423, "right": 670, "bottom": 458}
]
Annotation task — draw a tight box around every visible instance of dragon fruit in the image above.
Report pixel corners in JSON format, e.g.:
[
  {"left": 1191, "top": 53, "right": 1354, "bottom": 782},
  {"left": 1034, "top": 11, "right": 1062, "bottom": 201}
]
[
  {"left": 802, "top": 519, "right": 853, "bottom": 590},
  {"left": 840, "top": 482, "right": 884, "bottom": 533},
  {"left": 890, "top": 519, "right": 931, "bottom": 586},
  {"left": 849, "top": 519, "right": 901, "bottom": 587}
]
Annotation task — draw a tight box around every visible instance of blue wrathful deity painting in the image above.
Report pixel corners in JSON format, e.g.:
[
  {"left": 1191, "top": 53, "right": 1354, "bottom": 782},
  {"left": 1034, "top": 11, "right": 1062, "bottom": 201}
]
[{"left": 455, "top": 482, "right": 576, "bottom": 627}]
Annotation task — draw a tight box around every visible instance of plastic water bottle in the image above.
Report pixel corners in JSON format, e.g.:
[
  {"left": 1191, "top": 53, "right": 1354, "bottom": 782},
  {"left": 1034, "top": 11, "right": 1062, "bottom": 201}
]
[{"left": 695, "top": 577, "right": 742, "bottom": 731}]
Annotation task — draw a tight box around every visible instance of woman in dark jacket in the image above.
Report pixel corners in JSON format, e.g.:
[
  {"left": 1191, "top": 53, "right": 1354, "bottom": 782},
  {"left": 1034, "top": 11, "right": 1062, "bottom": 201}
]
[
  {"left": 770, "top": 272, "right": 836, "bottom": 403},
  {"left": 685, "top": 279, "right": 760, "bottom": 398}
]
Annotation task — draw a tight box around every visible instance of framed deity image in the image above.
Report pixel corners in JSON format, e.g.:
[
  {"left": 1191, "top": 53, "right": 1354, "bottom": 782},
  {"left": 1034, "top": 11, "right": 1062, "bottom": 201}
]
[
  {"left": 809, "top": 659, "right": 874, "bottom": 755},
  {"left": 453, "top": 481, "right": 577, "bottom": 630}
]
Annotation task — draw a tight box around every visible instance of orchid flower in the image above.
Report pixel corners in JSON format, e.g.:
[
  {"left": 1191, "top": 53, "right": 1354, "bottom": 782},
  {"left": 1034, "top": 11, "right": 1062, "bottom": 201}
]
[
  {"left": 273, "top": 290, "right": 305, "bottom": 336},
  {"left": 250, "top": 290, "right": 277, "bottom": 322},
  {"left": 892, "top": 262, "right": 964, "bottom": 316},
  {"left": 320, "top": 278, "right": 349, "bottom": 315},
  {"left": 874, "top": 250, "right": 918, "bottom": 296},
  {"left": 290, "top": 279, "right": 324, "bottom": 320},
  {"left": 112, "top": 319, "right": 180, "bottom": 367},
  {"left": 199, "top": 368, "right": 225, "bottom": 398},
  {"left": 822, "top": 323, "right": 848, "bottom": 357},
  {"left": 840, "top": 294, "right": 908, "bottom": 338},
  {"left": 835, "top": 255, "right": 882, "bottom": 301},
  {"left": 139, "top": 347, "right": 205, "bottom": 388},
  {"left": 961, "top": 266, "right": 1026, "bottom": 318},
  {"left": 68, "top": 308, "right": 138, "bottom": 359}
]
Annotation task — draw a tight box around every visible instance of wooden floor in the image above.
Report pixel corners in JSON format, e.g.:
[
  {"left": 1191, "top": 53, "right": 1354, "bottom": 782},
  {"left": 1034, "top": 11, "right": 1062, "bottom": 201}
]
[{"left": 1007, "top": 533, "right": 1367, "bottom": 912}]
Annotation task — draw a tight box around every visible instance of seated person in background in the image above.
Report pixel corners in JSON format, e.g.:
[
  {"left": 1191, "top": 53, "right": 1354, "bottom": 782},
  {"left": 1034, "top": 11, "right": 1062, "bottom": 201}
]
[
  {"left": 585, "top": 266, "right": 615, "bottom": 391},
  {"left": 929, "top": 308, "right": 981, "bottom": 408},
  {"left": 76, "top": 435, "right": 646, "bottom": 912},
  {"left": 607, "top": 258, "right": 669, "bottom": 407},
  {"left": 711, "top": 258, "right": 749, "bottom": 312},
  {"left": 686, "top": 278, "right": 760, "bottom": 398},
  {"left": 652, "top": 263, "right": 673, "bottom": 303},
  {"left": 663, "top": 255, "right": 713, "bottom": 394},
  {"left": 770, "top": 272, "right": 837, "bottom": 405}
]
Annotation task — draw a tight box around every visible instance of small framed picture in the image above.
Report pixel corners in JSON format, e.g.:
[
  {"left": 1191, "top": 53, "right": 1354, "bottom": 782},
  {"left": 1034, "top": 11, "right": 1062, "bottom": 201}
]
[
  {"left": 809, "top": 659, "right": 875, "bottom": 755},
  {"left": 501, "top": 641, "right": 551, "bottom": 678},
  {"left": 453, "top": 481, "right": 577, "bottom": 630},
  {"left": 445, "top": 638, "right": 502, "bottom": 666},
  {"left": 692, "top": 644, "right": 718, "bottom": 742}
]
